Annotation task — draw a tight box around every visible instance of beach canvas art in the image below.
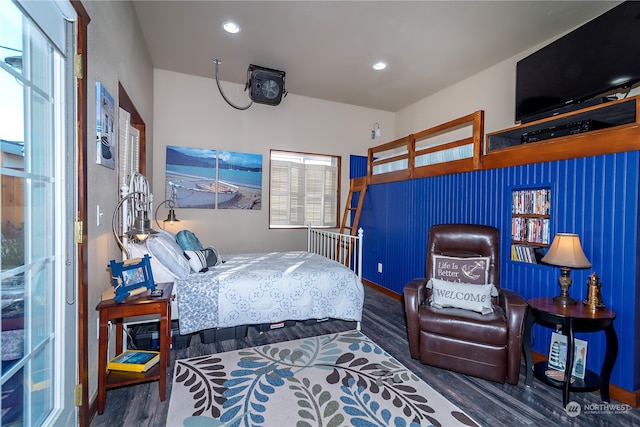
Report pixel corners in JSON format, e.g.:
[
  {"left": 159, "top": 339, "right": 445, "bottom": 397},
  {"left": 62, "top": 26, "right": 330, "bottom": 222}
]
[{"left": 165, "top": 146, "right": 262, "bottom": 209}]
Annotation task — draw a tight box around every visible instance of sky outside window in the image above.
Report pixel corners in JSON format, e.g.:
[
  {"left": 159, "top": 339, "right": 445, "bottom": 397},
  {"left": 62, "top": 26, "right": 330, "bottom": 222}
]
[{"left": 0, "top": 1, "right": 25, "bottom": 143}]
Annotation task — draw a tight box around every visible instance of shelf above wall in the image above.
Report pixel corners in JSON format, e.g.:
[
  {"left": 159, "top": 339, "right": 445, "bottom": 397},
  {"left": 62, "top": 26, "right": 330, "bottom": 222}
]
[{"left": 483, "top": 96, "right": 640, "bottom": 170}]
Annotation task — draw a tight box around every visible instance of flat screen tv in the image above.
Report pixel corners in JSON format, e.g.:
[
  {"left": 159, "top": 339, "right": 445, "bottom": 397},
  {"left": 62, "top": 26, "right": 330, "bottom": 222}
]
[{"left": 515, "top": 1, "right": 640, "bottom": 123}]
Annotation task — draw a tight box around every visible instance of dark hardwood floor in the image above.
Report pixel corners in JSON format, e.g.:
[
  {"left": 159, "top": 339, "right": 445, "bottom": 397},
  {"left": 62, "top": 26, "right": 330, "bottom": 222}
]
[{"left": 91, "top": 285, "right": 640, "bottom": 427}]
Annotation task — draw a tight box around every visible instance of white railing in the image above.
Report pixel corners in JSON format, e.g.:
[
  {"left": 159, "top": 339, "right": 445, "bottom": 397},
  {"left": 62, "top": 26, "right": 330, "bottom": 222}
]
[{"left": 307, "top": 225, "right": 363, "bottom": 279}]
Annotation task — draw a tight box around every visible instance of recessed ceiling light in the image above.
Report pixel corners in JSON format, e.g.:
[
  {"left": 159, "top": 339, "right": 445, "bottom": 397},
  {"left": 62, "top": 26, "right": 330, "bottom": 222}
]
[
  {"left": 223, "top": 21, "right": 240, "bottom": 34},
  {"left": 372, "top": 61, "right": 387, "bottom": 71}
]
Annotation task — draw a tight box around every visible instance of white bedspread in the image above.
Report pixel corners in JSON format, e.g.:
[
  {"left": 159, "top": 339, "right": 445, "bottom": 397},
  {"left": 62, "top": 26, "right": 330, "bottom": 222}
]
[{"left": 175, "top": 251, "right": 364, "bottom": 334}]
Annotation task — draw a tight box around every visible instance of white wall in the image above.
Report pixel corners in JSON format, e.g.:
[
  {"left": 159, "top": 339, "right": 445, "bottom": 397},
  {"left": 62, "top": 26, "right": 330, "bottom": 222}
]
[
  {"left": 396, "top": 58, "right": 517, "bottom": 139},
  {"left": 83, "top": 0, "right": 154, "bottom": 403},
  {"left": 152, "top": 69, "right": 393, "bottom": 254},
  {"left": 396, "top": 39, "right": 640, "bottom": 142}
]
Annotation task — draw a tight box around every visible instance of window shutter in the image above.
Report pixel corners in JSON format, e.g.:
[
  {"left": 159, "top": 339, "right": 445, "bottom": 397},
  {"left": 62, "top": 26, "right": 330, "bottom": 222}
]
[
  {"left": 269, "top": 150, "right": 340, "bottom": 228},
  {"left": 118, "top": 107, "right": 140, "bottom": 189}
]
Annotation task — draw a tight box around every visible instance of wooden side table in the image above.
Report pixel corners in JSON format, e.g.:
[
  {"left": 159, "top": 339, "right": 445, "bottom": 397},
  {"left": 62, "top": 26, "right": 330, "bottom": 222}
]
[
  {"left": 523, "top": 297, "right": 617, "bottom": 407},
  {"left": 96, "top": 282, "right": 173, "bottom": 415}
]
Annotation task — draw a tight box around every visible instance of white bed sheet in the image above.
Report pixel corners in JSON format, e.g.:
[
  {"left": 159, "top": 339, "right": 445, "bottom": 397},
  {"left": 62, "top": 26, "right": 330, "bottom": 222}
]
[{"left": 175, "top": 251, "right": 364, "bottom": 335}]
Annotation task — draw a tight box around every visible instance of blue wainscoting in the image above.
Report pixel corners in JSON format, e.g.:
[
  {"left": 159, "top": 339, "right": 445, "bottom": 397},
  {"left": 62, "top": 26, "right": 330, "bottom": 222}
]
[{"left": 351, "top": 152, "right": 640, "bottom": 392}]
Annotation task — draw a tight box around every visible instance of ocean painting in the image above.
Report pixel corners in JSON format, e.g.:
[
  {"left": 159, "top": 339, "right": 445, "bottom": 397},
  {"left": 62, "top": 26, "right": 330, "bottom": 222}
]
[{"left": 165, "top": 146, "right": 262, "bottom": 209}]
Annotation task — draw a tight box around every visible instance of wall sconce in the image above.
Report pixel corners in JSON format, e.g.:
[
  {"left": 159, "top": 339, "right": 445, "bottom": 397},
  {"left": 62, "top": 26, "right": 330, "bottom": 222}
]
[
  {"left": 371, "top": 123, "right": 381, "bottom": 139},
  {"left": 541, "top": 233, "right": 591, "bottom": 306},
  {"left": 112, "top": 191, "right": 157, "bottom": 259},
  {"left": 154, "top": 199, "right": 180, "bottom": 229}
]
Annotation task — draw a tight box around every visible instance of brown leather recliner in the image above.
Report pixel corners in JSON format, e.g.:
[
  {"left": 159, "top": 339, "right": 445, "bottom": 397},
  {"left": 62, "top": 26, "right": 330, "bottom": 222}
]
[{"left": 403, "top": 224, "right": 528, "bottom": 385}]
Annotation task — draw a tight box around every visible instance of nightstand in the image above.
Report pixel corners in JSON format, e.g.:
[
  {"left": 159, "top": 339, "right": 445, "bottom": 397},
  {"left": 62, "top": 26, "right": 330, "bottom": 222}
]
[{"left": 95, "top": 282, "right": 173, "bottom": 415}]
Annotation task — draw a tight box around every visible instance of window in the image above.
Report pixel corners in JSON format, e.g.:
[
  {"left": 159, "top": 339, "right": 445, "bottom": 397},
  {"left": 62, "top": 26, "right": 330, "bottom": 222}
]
[
  {"left": 270, "top": 150, "right": 340, "bottom": 228},
  {"left": 1, "top": 0, "right": 77, "bottom": 424}
]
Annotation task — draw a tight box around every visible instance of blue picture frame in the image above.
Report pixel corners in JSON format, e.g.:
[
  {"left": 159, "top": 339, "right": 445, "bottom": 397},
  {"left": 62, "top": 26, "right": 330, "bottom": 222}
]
[{"left": 107, "top": 254, "right": 156, "bottom": 303}]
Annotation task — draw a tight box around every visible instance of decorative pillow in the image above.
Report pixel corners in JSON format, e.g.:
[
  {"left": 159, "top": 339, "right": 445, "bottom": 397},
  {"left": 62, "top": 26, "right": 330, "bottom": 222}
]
[
  {"left": 146, "top": 233, "right": 191, "bottom": 280},
  {"left": 126, "top": 242, "right": 175, "bottom": 284},
  {"left": 432, "top": 255, "right": 490, "bottom": 285},
  {"left": 183, "top": 246, "right": 222, "bottom": 273},
  {"left": 427, "top": 278, "right": 498, "bottom": 314},
  {"left": 176, "top": 230, "right": 204, "bottom": 251},
  {"left": 154, "top": 228, "right": 177, "bottom": 242}
]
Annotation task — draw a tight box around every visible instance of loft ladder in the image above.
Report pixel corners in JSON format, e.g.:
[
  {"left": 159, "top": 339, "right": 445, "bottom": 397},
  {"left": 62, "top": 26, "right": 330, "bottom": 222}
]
[{"left": 340, "top": 176, "right": 367, "bottom": 236}]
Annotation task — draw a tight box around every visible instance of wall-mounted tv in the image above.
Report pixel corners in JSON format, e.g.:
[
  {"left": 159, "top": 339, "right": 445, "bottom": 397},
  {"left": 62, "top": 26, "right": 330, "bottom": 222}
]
[{"left": 515, "top": 1, "right": 640, "bottom": 123}]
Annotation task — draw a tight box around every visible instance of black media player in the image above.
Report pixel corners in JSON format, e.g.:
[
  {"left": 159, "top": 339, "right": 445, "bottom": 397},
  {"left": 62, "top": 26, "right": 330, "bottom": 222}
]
[{"left": 521, "top": 120, "right": 612, "bottom": 143}]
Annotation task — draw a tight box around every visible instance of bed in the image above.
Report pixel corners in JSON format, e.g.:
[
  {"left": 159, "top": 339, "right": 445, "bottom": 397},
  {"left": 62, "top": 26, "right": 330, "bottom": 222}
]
[
  {"left": 176, "top": 249, "right": 363, "bottom": 335},
  {"left": 117, "top": 176, "right": 364, "bottom": 338},
  {"left": 125, "top": 226, "right": 364, "bottom": 337}
]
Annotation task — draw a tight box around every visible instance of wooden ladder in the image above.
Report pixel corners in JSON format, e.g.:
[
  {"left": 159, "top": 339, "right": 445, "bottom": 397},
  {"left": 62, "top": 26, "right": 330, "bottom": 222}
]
[{"left": 340, "top": 176, "right": 367, "bottom": 236}]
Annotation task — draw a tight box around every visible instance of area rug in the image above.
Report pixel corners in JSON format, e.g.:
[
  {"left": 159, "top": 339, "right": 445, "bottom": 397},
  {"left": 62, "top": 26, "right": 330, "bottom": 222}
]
[{"left": 166, "top": 331, "right": 479, "bottom": 427}]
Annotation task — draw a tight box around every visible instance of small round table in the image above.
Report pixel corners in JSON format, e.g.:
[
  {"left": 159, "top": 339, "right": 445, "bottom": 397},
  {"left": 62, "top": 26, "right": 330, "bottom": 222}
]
[{"left": 523, "top": 297, "right": 617, "bottom": 407}]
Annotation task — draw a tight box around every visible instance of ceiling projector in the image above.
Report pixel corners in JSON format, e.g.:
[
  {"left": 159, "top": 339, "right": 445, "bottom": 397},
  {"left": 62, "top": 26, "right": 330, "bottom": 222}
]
[{"left": 246, "top": 64, "right": 286, "bottom": 106}]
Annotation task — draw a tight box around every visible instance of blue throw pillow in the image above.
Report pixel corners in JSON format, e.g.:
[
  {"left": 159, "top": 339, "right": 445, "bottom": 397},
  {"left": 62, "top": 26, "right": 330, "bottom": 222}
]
[{"left": 176, "top": 230, "right": 204, "bottom": 251}]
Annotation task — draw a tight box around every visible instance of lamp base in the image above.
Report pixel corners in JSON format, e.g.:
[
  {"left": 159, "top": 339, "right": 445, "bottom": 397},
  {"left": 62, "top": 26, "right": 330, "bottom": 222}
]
[
  {"left": 553, "top": 266, "right": 577, "bottom": 306},
  {"left": 553, "top": 294, "right": 577, "bottom": 306}
]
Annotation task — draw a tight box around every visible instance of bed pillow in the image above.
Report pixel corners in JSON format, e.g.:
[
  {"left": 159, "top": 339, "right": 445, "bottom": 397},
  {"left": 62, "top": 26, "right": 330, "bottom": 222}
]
[
  {"left": 126, "top": 242, "right": 176, "bottom": 284},
  {"left": 432, "top": 255, "right": 490, "bottom": 285},
  {"left": 146, "top": 233, "right": 191, "bottom": 280},
  {"left": 184, "top": 246, "right": 222, "bottom": 273},
  {"left": 176, "top": 230, "right": 204, "bottom": 251},
  {"left": 427, "top": 278, "right": 498, "bottom": 314},
  {"left": 154, "top": 228, "right": 177, "bottom": 242}
]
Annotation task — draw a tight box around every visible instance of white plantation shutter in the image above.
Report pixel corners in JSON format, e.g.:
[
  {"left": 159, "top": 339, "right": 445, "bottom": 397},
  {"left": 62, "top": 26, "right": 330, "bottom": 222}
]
[
  {"left": 269, "top": 151, "right": 339, "bottom": 227},
  {"left": 289, "top": 163, "right": 305, "bottom": 224},
  {"left": 270, "top": 160, "right": 291, "bottom": 224},
  {"left": 323, "top": 167, "right": 338, "bottom": 223},
  {"left": 118, "top": 107, "right": 140, "bottom": 189},
  {"left": 305, "top": 165, "right": 326, "bottom": 225},
  {"left": 130, "top": 126, "right": 140, "bottom": 175}
]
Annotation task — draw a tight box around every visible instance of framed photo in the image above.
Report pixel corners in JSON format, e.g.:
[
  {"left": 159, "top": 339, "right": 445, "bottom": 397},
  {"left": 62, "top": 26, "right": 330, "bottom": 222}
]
[
  {"left": 96, "top": 82, "right": 116, "bottom": 169},
  {"left": 122, "top": 266, "right": 146, "bottom": 287},
  {"left": 107, "top": 254, "right": 156, "bottom": 302}
]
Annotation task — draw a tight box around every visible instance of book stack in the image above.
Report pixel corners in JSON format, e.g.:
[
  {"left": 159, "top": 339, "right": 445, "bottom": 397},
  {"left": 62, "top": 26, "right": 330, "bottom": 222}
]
[{"left": 107, "top": 350, "right": 160, "bottom": 373}]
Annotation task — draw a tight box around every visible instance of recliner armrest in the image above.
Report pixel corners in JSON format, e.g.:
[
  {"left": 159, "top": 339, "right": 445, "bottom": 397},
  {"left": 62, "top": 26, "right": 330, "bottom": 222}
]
[
  {"left": 498, "top": 288, "right": 528, "bottom": 384},
  {"left": 498, "top": 288, "right": 528, "bottom": 330},
  {"left": 404, "top": 278, "right": 429, "bottom": 359},
  {"left": 405, "top": 278, "right": 429, "bottom": 309}
]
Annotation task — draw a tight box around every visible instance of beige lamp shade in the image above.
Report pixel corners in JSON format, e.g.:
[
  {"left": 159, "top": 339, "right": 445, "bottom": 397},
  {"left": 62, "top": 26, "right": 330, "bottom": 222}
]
[{"left": 542, "top": 233, "right": 591, "bottom": 268}]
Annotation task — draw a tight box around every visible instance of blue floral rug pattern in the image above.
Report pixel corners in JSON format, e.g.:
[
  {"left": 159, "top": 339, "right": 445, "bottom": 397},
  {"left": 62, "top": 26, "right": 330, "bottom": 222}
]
[{"left": 166, "top": 331, "right": 478, "bottom": 427}]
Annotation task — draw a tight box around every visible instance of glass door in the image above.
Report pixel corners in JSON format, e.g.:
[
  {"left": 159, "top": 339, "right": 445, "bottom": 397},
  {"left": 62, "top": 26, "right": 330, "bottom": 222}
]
[{"left": 0, "top": 1, "right": 77, "bottom": 425}]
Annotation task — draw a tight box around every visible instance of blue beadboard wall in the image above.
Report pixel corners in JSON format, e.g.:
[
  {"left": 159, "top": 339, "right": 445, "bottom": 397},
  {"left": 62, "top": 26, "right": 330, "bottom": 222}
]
[{"left": 351, "top": 152, "right": 640, "bottom": 392}]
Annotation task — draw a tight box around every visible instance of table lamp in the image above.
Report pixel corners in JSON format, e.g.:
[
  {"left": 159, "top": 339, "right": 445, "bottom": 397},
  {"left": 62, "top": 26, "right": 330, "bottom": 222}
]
[{"left": 541, "top": 233, "right": 591, "bottom": 306}]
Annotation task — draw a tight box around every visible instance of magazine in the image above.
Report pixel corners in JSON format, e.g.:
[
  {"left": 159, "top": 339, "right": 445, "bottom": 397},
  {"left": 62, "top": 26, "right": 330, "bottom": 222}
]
[
  {"left": 107, "top": 350, "right": 160, "bottom": 373},
  {"left": 547, "top": 332, "right": 587, "bottom": 379}
]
